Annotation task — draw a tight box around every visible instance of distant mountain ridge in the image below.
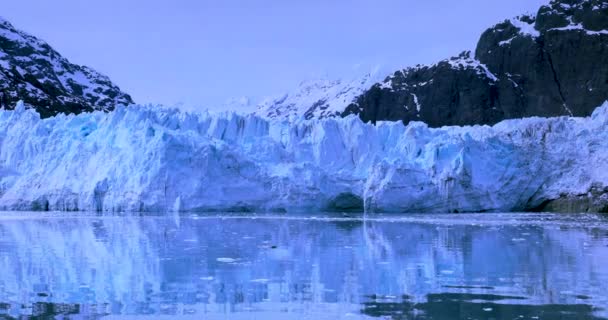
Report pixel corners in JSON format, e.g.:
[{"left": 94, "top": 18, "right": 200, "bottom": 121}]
[
  {"left": 0, "top": 17, "right": 133, "bottom": 118},
  {"left": 254, "top": 69, "right": 385, "bottom": 120},
  {"left": 258, "top": 0, "right": 608, "bottom": 127},
  {"left": 2, "top": 0, "right": 607, "bottom": 125}
]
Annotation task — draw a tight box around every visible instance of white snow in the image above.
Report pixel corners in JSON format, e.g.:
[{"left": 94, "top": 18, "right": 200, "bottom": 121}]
[
  {"left": 509, "top": 17, "right": 540, "bottom": 38},
  {"left": 411, "top": 93, "right": 421, "bottom": 113},
  {"left": 498, "top": 37, "right": 516, "bottom": 46},
  {"left": 562, "top": 103, "right": 573, "bottom": 116},
  {"left": 379, "top": 78, "right": 393, "bottom": 90},
  {"left": 1, "top": 101, "right": 608, "bottom": 213},
  {"left": 505, "top": 73, "right": 519, "bottom": 88},
  {"left": 255, "top": 68, "right": 388, "bottom": 120},
  {"left": 445, "top": 56, "right": 498, "bottom": 82},
  {"left": 0, "top": 52, "right": 10, "bottom": 69},
  {"left": 548, "top": 23, "right": 608, "bottom": 35}
]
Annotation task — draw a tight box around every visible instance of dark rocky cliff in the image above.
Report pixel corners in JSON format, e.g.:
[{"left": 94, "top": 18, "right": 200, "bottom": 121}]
[
  {"left": 343, "top": 0, "right": 608, "bottom": 126},
  {"left": 0, "top": 17, "right": 133, "bottom": 118}
]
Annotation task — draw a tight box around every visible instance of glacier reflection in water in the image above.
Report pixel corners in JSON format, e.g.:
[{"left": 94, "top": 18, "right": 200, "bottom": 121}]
[{"left": 0, "top": 213, "right": 607, "bottom": 319}]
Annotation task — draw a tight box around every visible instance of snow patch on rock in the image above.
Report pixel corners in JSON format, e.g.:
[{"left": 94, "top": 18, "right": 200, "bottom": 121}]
[
  {"left": 443, "top": 53, "right": 499, "bottom": 82},
  {"left": 548, "top": 23, "right": 608, "bottom": 35},
  {"left": 509, "top": 16, "right": 541, "bottom": 38}
]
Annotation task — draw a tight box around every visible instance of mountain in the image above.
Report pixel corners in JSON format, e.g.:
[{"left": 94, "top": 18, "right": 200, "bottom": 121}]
[
  {"left": 1, "top": 101, "right": 607, "bottom": 213},
  {"left": 257, "top": 0, "right": 608, "bottom": 126},
  {"left": 254, "top": 69, "right": 386, "bottom": 120},
  {"left": 0, "top": 17, "right": 133, "bottom": 118},
  {"left": 342, "top": 0, "right": 608, "bottom": 126}
]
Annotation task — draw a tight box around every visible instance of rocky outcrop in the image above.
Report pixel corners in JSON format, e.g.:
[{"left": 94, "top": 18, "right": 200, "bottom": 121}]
[
  {"left": 343, "top": 0, "right": 608, "bottom": 127},
  {"left": 0, "top": 17, "right": 133, "bottom": 118},
  {"left": 530, "top": 186, "right": 608, "bottom": 213}
]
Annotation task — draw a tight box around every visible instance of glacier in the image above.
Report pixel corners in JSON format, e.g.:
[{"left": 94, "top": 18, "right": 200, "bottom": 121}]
[{"left": 1, "top": 101, "right": 608, "bottom": 213}]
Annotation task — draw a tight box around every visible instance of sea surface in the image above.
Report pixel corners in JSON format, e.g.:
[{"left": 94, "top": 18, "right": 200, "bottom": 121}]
[{"left": 0, "top": 212, "right": 607, "bottom": 319}]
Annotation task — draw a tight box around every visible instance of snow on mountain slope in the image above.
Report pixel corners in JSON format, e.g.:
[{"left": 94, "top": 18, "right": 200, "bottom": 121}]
[
  {"left": 255, "top": 69, "right": 387, "bottom": 120},
  {"left": 1, "top": 101, "right": 607, "bottom": 213},
  {"left": 0, "top": 16, "right": 133, "bottom": 117}
]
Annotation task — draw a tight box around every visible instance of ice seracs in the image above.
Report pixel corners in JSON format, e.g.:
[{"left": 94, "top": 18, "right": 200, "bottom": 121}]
[{"left": 1, "top": 100, "right": 607, "bottom": 213}]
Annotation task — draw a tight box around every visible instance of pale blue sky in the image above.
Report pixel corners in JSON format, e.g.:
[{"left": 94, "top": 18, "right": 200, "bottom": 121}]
[{"left": 3, "top": 0, "right": 548, "bottom": 110}]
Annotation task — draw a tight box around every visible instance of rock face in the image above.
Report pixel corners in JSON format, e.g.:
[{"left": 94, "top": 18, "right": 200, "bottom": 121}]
[
  {"left": 1, "top": 101, "right": 608, "bottom": 213},
  {"left": 343, "top": 0, "right": 608, "bottom": 126},
  {"left": 0, "top": 17, "right": 133, "bottom": 118},
  {"left": 531, "top": 186, "right": 608, "bottom": 213}
]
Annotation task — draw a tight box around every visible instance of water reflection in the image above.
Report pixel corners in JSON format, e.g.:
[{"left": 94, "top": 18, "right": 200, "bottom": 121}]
[
  {"left": 0, "top": 213, "right": 606, "bottom": 319},
  {"left": 362, "top": 293, "right": 604, "bottom": 320}
]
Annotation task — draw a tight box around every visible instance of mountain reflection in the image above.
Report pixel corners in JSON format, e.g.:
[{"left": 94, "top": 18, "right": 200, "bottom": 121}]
[{"left": 0, "top": 213, "right": 606, "bottom": 319}]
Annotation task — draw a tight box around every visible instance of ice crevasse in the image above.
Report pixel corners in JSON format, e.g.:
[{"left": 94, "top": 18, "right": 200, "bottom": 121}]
[{"left": 1, "top": 101, "right": 608, "bottom": 213}]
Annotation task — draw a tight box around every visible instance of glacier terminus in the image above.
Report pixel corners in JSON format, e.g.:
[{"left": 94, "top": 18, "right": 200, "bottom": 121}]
[{"left": 1, "top": 100, "right": 607, "bottom": 213}]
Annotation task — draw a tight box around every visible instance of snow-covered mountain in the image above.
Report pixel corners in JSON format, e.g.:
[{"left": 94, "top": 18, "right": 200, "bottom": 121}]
[
  {"left": 0, "top": 17, "right": 133, "bottom": 117},
  {"left": 253, "top": 0, "right": 608, "bottom": 126},
  {"left": 1, "top": 101, "right": 607, "bottom": 213},
  {"left": 255, "top": 69, "right": 387, "bottom": 121},
  {"left": 343, "top": 0, "right": 608, "bottom": 126}
]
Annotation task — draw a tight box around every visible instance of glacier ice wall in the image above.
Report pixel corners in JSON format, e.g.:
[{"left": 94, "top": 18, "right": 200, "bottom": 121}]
[{"left": 1, "top": 101, "right": 608, "bottom": 213}]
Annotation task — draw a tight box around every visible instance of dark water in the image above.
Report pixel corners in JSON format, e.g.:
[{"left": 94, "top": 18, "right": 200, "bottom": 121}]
[{"left": 0, "top": 212, "right": 607, "bottom": 319}]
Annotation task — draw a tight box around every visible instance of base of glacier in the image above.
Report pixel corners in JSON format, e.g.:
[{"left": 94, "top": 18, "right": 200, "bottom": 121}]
[{"left": 1, "top": 101, "right": 608, "bottom": 213}]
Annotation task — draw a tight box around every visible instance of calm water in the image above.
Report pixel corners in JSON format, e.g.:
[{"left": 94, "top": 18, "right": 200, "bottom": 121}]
[{"left": 0, "top": 212, "right": 607, "bottom": 319}]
